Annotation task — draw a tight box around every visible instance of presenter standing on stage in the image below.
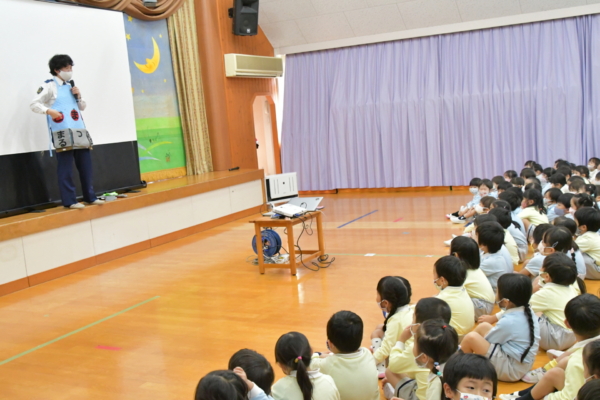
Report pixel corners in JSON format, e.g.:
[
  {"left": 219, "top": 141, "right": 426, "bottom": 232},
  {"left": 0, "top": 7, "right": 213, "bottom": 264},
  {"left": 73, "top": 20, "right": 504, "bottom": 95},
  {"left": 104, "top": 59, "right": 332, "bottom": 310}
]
[{"left": 30, "top": 54, "right": 104, "bottom": 209}]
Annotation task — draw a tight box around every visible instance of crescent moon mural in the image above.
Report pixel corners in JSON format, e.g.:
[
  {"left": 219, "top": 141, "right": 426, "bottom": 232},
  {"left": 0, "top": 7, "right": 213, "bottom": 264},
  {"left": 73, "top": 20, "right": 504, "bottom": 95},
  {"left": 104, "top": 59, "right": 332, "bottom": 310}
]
[{"left": 134, "top": 37, "right": 160, "bottom": 74}]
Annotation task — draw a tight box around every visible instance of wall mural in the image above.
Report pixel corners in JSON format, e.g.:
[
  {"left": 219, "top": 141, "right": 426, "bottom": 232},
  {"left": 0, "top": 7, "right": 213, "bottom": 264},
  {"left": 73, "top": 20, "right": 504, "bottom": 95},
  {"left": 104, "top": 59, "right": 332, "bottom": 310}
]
[{"left": 123, "top": 14, "right": 186, "bottom": 178}]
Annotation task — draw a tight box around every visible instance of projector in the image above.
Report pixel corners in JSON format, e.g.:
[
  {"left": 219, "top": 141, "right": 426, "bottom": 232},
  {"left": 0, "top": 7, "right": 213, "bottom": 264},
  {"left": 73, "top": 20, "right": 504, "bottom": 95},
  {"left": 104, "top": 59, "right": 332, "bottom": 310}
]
[{"left": 143, "top": 0, "right": 158, "bottom": 8}]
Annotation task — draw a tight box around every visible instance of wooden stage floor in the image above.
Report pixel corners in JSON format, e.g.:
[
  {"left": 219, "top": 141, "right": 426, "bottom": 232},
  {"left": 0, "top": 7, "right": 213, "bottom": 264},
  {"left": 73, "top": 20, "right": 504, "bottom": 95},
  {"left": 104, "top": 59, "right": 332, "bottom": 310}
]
[{"left": 0, "top": 190, "right": 597, "bottom": 399}]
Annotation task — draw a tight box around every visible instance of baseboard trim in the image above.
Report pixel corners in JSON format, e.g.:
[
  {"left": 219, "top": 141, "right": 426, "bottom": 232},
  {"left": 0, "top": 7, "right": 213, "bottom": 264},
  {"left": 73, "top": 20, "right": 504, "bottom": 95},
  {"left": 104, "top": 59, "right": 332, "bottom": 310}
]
[{"left": 0, "top": 277, "right": 30, "bottom": 297}]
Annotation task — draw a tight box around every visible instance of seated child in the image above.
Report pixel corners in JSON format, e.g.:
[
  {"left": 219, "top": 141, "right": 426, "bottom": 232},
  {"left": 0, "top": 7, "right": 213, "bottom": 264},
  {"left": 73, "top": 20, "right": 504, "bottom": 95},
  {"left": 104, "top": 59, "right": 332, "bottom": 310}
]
[
  {"left": 549, "top": 173, "right": 567, "bottom": 193},
  {"left": 489, "top": 207, "right": 520, "bottom": 265},
  {"left": 576, "top": 341, "right": 600, "bottom": 400},
  {"left": 451, "top": 179, "right": 491, "bottom": 224},
  {"left": 229, "top": 349, "right": 275, "bottom": 399},
  {"left": 450, "top": 236, "right": 495, "bottom": 320},
  {"left": 532, "top": 253, "right": 582, "bottom": 351},
  {"left": 475, "top": 221, "right": 514, "bottom": 290},
  {"left": 504, "top": 170, "right": 518, "bottom": 182},
  {"left": 521, "top": 168, "right": 537, "bottom": 180},
  {"left": 588, "top": 157, "right": 600, "bottom": 180},
  {"left": 413, "top": 319, "right": 459, "bottom": 400},
  {"left": 441, "top": 353, "right": 498, "bottom": 400},
  {"left": 578, "top": 380, "right": 600, "bottom": 400},
  {"left": 553, "top": 217, "right": 589, "bottom": 279},
  {"left": 519, "top": 189, "right": 549, "bottom": 236},
  {"left": 545, "top": 188, "right": 563, "bottom": 222},
  {"left": 557, "top": 193, "right": 575, "bottom": 219},
  {"left": 311, "top": 311, "right": 379, "bottom": 400},
  {"left": 433, "top": 256, "right": 475, "bottom": 336},
  {"left": 575, "top": 166, "right": 591, "bottom": 183},
  {"left": 443, "top": 196, "right": 496, "bottom": 247},
  {"left": 272, "top": 332, "right": 340, "bottom": 400},
  {"left": 492, "top": 176, "right": 506, "bottom": 195},
  {"left": 569, "top": 179, "right": 587, "bottom": 194},
  {"left": 461, "top": 274, "right": 540, "bottom": 382},
  {"left": 195, "top": 370, "right": 248, "bottom": 400},
  {"left": 498, "top": 181, "right": 513, "bottom": 194},
  {"left": 499, "top": 191, "right": 527, "bottom": 236},
  {"left": 447, "top": 177, "right": 482, "bottom": 223},
  {"left": 572, "top": 194, "right": 599, "bottom": 214},
  {"left": 491, "top": 200, "right": 529, "bottom": 262},
  {"left": 386, "top": 298, "right": 452, "bottom": 400},
  {"left": 534, "top": 164, "right": 547, "bottom": 185},
  {"left": 501, "top": 294, "right": 600, "bottom": 400},
  {"left": 371, "top": 276, "right": 413, "bottom": 374},
  {"left": 574, "top": 207, "right": 600, "bottom": 279}
]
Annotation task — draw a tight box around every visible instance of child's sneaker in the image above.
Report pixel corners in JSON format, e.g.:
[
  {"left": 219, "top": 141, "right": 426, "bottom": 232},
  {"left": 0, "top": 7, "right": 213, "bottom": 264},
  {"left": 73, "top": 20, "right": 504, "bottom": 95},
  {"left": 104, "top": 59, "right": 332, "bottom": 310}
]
[
  {"left": 499, "top": 393, "right": 520, "bottom": 400},
  {"left": 547, "top": 349, "right": 564, "bottom": 360},
  {"left": 521, "top": 367, "right": 546, "bottom": 383},
  {"left": 444, "top": 238, "right": 453, "bottom": 247},
  {"left": 450, "top": 216, "right": 466, "bottom": 224}
]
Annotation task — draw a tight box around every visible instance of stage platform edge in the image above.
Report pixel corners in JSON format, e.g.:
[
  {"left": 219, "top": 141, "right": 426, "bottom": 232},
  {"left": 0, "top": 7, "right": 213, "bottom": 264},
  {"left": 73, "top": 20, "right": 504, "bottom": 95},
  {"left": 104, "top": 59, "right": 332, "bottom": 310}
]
[{"left": 0, "top": 169, "right": 265, "bottom": 297}]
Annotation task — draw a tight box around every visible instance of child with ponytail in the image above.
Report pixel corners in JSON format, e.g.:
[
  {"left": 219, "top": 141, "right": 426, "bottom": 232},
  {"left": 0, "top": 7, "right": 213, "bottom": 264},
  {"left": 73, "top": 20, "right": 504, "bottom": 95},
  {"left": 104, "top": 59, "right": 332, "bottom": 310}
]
[
  {"left": 412, "top": 319, "right": 459, "bottom": 400},
  {"left": 531, "top": 253, "right": 582, "bottom": 351},
  {"left": 519, "top": 189, "right": 549, "bottom": 234},
  {"left": 461, "top": 274, "right": 540, "bottom": 382},
  {"left": 371, "top": 276, "right": 413, "bottom": 375},
  {"left": 272, "top": 332, "right": 340, "bottom": 400}
]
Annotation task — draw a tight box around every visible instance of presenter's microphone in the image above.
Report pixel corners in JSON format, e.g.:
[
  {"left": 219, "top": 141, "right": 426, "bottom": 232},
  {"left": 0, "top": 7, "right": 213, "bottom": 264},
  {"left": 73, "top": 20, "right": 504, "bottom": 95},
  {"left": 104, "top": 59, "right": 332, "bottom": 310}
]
[{"left": 69, "top": 80, "right": 80, "bottom": 100}]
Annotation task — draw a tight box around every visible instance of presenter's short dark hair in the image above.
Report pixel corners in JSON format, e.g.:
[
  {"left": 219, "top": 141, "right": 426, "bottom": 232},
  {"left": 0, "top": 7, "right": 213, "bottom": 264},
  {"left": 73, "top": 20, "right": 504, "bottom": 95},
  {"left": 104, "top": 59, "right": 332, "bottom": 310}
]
[{"left": 49, "top": 54, "right": 74, "bottom": 76}]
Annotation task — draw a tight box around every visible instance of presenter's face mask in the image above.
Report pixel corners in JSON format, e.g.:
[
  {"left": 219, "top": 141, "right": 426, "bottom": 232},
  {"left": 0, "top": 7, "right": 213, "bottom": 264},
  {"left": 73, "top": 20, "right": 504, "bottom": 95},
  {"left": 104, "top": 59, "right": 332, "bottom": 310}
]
[{"left": 58, "top": 68, "right": 73, "bottom": 82}]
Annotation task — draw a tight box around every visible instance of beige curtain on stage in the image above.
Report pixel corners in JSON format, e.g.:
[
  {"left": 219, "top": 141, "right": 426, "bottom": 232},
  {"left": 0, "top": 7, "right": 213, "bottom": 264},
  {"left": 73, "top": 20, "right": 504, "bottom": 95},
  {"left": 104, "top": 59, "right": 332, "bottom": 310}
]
[
  {"left": 167, "top": 0, "right": 213, "bottom": 175},
  {"left": 74, "top": 0, "right": 185, "bottom": 21}
]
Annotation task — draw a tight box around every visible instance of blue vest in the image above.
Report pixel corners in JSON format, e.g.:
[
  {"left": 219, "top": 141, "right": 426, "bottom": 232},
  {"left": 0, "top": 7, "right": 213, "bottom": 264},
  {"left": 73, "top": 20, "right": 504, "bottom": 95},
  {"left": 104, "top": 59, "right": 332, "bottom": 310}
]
[{"left": 47, "top": 78, "right": 86, "bottom": 132}]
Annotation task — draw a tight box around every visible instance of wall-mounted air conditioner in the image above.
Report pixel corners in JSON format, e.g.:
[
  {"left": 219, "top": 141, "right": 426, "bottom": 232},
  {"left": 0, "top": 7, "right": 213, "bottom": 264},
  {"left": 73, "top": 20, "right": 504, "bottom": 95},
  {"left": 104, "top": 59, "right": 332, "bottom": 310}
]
[{"left": 224, "top": 54, "right": 284, "bottom": 78}]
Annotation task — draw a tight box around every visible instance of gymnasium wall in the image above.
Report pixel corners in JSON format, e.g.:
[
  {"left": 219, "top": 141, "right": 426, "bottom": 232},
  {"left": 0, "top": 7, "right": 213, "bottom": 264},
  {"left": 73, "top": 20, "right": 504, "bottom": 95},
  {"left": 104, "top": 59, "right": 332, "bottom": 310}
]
[{"left": 195, "top": 0, "right": 278, "bottom": 172}]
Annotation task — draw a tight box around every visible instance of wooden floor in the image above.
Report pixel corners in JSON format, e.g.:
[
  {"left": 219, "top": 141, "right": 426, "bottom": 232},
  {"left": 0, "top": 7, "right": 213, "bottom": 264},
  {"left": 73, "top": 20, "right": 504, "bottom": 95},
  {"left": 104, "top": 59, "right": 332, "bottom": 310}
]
[{"left": 0, "top": 190, "right": 598, "bottom": 399}]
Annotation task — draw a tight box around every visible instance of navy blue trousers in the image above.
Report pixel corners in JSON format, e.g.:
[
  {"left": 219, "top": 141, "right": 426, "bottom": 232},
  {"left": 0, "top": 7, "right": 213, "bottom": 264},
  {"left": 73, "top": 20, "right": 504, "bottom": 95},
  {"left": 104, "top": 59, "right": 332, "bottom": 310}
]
[{"left": 56, "top": 149, "right": 97, "bottom": 206}]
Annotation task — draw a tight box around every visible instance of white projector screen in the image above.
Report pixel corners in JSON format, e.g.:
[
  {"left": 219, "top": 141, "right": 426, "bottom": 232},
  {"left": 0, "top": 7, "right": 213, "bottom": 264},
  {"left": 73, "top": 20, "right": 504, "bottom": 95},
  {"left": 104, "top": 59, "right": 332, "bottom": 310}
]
[{"left": 0, "top": 0, "right": 137, "bottom": 156}]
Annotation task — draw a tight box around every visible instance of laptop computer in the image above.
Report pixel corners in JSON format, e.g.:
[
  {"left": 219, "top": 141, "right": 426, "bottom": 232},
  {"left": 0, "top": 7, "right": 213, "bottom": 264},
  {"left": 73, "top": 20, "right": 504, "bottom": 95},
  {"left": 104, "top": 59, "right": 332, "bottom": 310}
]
[{"left": 287, "top": 197, "right": 323, "bottom": 211}]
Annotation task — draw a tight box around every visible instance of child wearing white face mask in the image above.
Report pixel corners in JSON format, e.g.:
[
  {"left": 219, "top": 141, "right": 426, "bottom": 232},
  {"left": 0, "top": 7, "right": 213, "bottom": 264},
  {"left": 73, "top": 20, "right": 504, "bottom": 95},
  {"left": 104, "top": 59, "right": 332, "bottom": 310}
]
[
  {"left": 574, "top": 207, "right": 600, "bottom": 279},
  {"left": 441, "top": 353, "right": 498, "bottom": 400},
  {"left": 448, "top": 178, "right": 484, "bottom": 224},
  {"left": 461, "top": 274, "right": 540, "bottom": 383},
  {"left": 588, "top": 157, "right": 600, "bottom": 180}
]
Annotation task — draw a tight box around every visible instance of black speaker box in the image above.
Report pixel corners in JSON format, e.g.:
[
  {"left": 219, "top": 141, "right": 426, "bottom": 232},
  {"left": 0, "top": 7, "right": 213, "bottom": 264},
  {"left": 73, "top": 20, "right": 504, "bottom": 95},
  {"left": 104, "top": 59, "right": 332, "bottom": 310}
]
[{"left": 231, "top": 0, "right": 259, "bottom": 36}]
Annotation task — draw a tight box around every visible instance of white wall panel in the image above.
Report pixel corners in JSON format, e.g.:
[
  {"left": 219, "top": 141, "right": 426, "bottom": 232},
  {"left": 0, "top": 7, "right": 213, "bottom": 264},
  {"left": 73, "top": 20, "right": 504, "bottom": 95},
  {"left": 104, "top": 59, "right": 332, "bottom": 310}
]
[
  {"left": 230, "top": 180, "right": 264, "bottom": 213},
  {"left": 0, "top": 238, "right": 27, "bottom": 285},
  {"left": 146, "top": 197, "right": 194, "bottom": 239},
  {"left": 91, "top": 208, "right": 150, "bottom": 255},
  {"left": 191, "top": 188, "right": 232, "bottom": 225}
]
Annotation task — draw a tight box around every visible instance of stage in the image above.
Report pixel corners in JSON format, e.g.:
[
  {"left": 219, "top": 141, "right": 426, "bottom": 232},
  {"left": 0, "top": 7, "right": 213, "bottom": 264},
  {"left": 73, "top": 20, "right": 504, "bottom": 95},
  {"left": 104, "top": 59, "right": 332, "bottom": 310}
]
[{"left": 0, "top": 169, "right": 264, "bottom": 296}]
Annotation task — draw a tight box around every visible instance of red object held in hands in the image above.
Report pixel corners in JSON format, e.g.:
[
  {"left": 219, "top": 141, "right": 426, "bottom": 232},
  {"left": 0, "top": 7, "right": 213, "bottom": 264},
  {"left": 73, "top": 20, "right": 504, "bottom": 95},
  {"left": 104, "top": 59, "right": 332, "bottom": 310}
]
[
  {"left": 71, "top": 109, "right": 79, "bottom": 121},
  {"left": 52, "top": 112, "right": 64, "bottom": 123}
]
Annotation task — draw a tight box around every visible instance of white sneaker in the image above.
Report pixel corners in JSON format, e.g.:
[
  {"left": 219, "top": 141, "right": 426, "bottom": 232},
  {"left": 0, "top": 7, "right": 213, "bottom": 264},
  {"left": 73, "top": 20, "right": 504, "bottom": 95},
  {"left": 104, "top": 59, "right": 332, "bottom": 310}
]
[
  {"left": 452, "top": 234, "right": 458, "bottom": 238},
  {"left": 69, "top": 203, "right": 85, "bottom": 209},
  {"left": 450, "top": 216, "right": 467, "bottom": 224},
  {"left": 522, "top": 367, "right": 546, "bottom": 384},
  {"left": 444, "top": 238, "right": 453, "bottom": 247},
  {"left": 90, "top": 199, "right": 105, "bottom": 205},
  {"left": 547, "top": 349, "right": 564, "bottom": 359},
  {"left": 445, "top": 214, "right": 452, "bottom": 219},
  {"left": 499, "top": 393, "right": 520, "bottom": 400},
  {"left": 383, "top": 382, "right": 395, "bottom": 399}
]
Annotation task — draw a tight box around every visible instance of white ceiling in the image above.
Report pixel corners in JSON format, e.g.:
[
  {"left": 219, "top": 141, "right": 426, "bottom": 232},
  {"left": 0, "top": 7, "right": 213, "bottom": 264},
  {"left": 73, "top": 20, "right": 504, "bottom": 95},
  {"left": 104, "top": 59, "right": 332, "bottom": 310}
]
[{"left": 258, "top": 0, "right": 600, "bottom": 53}]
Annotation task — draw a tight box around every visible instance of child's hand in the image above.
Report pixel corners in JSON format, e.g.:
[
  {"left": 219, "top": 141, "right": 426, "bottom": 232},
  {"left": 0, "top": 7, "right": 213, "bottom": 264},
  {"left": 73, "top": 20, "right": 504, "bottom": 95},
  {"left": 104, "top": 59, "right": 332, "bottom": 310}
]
[
  {"left": 233, "top": 367, "right": 255, "bottom": 390},
  {"left": 478, "top": 314, "right": 498, "bottom": 324},
  {"left": 399, "top": 326, "right": 412, "bottom": 343}
]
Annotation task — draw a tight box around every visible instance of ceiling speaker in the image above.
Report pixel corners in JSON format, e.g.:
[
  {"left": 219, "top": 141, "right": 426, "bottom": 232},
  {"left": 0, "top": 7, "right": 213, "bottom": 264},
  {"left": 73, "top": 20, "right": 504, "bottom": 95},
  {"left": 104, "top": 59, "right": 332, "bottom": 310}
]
[{"left": 230, "top": 0, "right": 259, "bottom": 36}]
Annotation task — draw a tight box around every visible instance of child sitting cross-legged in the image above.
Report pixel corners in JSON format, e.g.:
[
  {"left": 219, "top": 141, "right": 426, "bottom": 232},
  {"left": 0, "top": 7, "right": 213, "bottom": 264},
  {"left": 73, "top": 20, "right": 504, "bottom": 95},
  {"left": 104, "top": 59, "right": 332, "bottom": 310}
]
[
  {"left": 491, "top": 200, "right": 529, "bottom": 263},
  {"left": 310, "top": 311, "right": 379, "bottom": 400},
  {"left": 474, "top": 220, "right": 514, "bottom": 291},
  {"left": 500, "top": 294, "right": 600, "bottom": 400},
  {"left": 574, "top": 207, "right": 600, "bottom": 279},
  {"left": 462, "top": 273, "right": 540, "bottom": 382},
  {"left": 384, "top": 297, "right": 452, "bottom": 400},
  {"left": 447, "top": 178, "right": 482, "bottom": 223}
]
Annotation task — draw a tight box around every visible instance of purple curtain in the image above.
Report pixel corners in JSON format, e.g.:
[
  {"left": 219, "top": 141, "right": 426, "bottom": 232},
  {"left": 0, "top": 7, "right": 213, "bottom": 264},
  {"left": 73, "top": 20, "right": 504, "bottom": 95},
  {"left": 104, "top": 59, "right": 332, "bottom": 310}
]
[{"left": 282, "top": 15, "right": 600, "bottom": 191}]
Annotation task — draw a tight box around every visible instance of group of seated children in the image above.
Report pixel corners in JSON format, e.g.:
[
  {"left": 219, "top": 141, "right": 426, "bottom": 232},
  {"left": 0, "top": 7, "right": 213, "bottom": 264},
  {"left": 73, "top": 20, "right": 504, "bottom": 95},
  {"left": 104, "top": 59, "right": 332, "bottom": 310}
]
[{"left": 194, "top": 158, "right": 600, "bottom": 400}]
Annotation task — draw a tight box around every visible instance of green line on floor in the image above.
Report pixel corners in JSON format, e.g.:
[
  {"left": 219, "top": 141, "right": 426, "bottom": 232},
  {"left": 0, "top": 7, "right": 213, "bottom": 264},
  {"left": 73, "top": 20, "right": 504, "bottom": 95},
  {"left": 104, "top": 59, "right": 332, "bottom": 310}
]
[{"left": 0, "top": 296, "right": 160, "bottom": 366}]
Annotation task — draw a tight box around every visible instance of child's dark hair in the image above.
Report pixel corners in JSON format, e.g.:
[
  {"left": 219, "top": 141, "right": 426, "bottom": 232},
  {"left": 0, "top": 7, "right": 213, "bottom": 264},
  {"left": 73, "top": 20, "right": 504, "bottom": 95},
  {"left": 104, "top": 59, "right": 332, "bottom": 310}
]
[
  {"left": 549, "top": 173, "right": 567, "bottom": 187},
  {"left": 492, "top": 176, "right": 505, "bottom": 187},
  {"left": 508, "top": 186, "right": 525, "bottom": 202},
  {"left": 585, "top": 184, "right": 597, "bottom": 197},
  {"left": 504, "top": 170, "right": 518, "bottom": 180},
  {"left": 583, "top": 340, "right": 600, "bottom": 379},
  {"left": 570, "top": 180, "right": 587, "bottom": 194},
  {"left": 480, "top": 179, "right": 493, "bottom": 190},
  {"left": 377, "top": 276, "right": 410, "bottom": 332},
  {"left": 565, "top": 294, "right": 600, "bottom": 338},
  {"left": 523, "top": 189, "right": 547, "bottom": 214},
  {"left": 415, "top": 319, "right": 458, "bottom": 373},
  {"left": 434, "top": 256, "right": 467, "bottom": 287},
  {"left": 531, "top": 223, "right": 553, "bottom": 246},
  {"left": 525, "top": 182, "right": 543, "bottom": 192},
  {"left": 573, "top": 194, "right": 600, "bottom": 211},
  {"left": 480, "top": 196, "right": 496, "bottom": 209},
  {"left": 520, "top": 168, "right": 536, "bottom": 179},
  {"left": 48, "top": 54, "right": 74, "bottom": 76},
  {"left": 326, "top": 311, "right": 363, "bottom": 353},
  {"left": 442, "top": 353, "right": 498, "bottom": 400},
  {"left": 553, "top": 216, "right": 578, "bottom": 235},
  {"left": 557, "top": 193, "right": 575, "bottom": 209},
  {"left": 557, "top": 166, "right": 572, "bottom": 179},
  {"left": 496, "top": 274, "right": 535, "bottom": 362},
  {"left": 228, "top": 350, "right": 274, "bottom": 395},
  {"left": 533, "top": 163, "right": 544, "bottom": 174},
  {"left": 576, "top": 166, "right": 590, "bottom": 178},
  {"left": 498, "top": 191, "right": 521, "bottom": 211},
  {"left": 414, "top": 298, "right": 451, "bottom": 324},
  {"left": 488, "top": 207, "right": 512, "bottom": 229},
  {"left": 511, "top": 177, "right": 525, "bottom": 187},
  {"left": 492, "top": 199, "right": 511, "bottom": 210},
  {"left": 575, "top": 207, "right": 600, "bottom": 232},
  {"left": 475, "top": 222, "right": 505, "bottom": 254},
  {"left": 590, "top": 157, "right": 600, "bottom": 168},
  {"left": 275, "top": 332, "right": 313, "bottom": 400},
  {"left": 577, "top": 380, "right": 600, "bottom": 400},
  {"left": 469, "top": 177, "right": 482, "bottom": 187},
  {"left": 474, "top": 214, "right": 498, "bottom": 227},
  {"left": 546, "top": 188, "right": 563, "bottom": 203},
  {"left": 524, "top": 160, "right": 536, "bottom": 168},
  {"left": 450, "top": 236, "right": 480, "bottom": 270},
  {"left": 541, "top": 253, "right": 578, "bottom": 287},
  {"left": 195, "top": 370, "right": 248, "bottom": 400},
  {"left": 497, "top": 182, "right": 513, "bottom": 192},
  {"left": 542, "top": 226, "right": 580, "bottom": 262},
  {"left": 544, "top": 167, "right": 556, "bottom": 177}
]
